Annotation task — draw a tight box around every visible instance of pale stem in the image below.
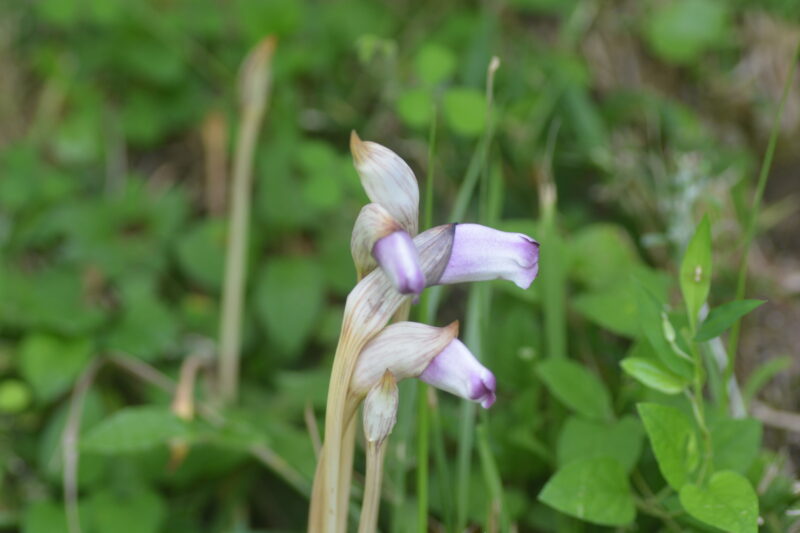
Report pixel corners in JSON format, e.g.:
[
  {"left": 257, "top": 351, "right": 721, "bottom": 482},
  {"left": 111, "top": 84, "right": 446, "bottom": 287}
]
[
  {"left": 358, "top": 441, "right": 388, "bottom": 533},
  {"left": 62, "top": 359, "right": 103, "bottom": 533},
  {"left": 217, "top": 95, "right": 266, "bottom": 404}
]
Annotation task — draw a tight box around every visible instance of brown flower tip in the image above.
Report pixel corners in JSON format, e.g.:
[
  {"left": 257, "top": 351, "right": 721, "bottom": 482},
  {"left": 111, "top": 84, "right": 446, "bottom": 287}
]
[{"left": 350, "top": 130, "right": 368, "bottom": 164}]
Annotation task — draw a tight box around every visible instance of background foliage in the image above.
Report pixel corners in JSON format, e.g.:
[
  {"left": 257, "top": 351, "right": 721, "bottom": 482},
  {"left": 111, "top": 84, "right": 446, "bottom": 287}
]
[{"left": 1, "top": 0, "right": 800, "bottom": 532}]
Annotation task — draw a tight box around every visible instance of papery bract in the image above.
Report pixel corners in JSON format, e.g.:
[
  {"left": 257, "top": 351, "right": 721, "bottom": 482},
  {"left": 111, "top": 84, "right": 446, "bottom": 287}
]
[
  {"left": 350, "top": 132, "right": 419, "bottom": 236},
  {"left": 350, "top": 321, "right": 458, "bottom": 396}
]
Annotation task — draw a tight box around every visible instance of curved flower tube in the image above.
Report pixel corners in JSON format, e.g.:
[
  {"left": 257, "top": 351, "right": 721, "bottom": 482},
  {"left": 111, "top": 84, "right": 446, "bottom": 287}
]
[
  {"left": 419, "top": 338, "right": 496, "bottom": 408},
  {"left": 437, "top": 223, "right": 540, "bottom": 289}
]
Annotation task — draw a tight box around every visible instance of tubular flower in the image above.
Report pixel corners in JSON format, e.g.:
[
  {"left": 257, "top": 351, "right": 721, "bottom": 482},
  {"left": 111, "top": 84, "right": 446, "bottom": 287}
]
[
  {"left": 309, "top": 135, "right": 540, "bottom": 533},
  {"left": 419, "top": 338, "right": 496, "bottom": 408}
]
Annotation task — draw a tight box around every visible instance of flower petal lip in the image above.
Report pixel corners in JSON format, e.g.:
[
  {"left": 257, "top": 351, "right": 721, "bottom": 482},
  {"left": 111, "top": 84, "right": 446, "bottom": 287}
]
[
  {"left": 419, "top": 338, "right": 497, "bottom": 408},
  {"left": 372, "top": 231, "right": 425, "bottom": 295},
  {"left": 350, "top": 131, "right": 419, "bottom": 236},
  {"left": 350, "top": 203, "right": 403, "bottom": 278},
  {"left": 350, "top": 321, "right": 459, "bottom": 397},
  {"left": 436, "top": 223, "right": 540, "bottom": 289}
]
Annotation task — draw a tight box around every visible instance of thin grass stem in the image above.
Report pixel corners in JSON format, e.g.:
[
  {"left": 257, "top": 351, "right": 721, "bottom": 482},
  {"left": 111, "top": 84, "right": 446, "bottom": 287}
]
[{"left": 726, "top": 40, "right": 800, "bottom": 371}]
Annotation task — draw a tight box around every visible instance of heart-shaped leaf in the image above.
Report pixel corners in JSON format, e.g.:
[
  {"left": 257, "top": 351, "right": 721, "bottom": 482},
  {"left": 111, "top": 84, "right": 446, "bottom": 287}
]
[
  {"left": 679, "top": 470, "right": 758, "bottom": 533},
  {"left": 539, "top": 457, "right": 635, "bottom": 526}
]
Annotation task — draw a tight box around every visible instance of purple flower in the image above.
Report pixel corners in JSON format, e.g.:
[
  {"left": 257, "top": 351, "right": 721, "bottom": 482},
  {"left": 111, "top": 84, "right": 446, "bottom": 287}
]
[
  {"left": 350, "top": 321, "right": 495, "bottom": 408},
  {"left": 419, "top": 338, "right": 497, "bottom": 408},
  {"left": 438, "top": 223, "right": 540, "bottom": 289},
  {"left": 372, "top": 231, "right": 425, "bottom": 295}
]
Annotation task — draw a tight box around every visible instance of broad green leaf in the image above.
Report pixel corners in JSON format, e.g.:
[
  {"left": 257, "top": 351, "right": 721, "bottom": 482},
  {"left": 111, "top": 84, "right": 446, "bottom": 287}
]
[
  {"left": 645, "top": 0, "right": 730, "bottom": 65},
  {"left": 82, "top": 407, "right": 189, "bottom": 454},
  {"left": 573, "top": 267, "right": 669, "bottom": 338},
  {"left": 621, "top": 357, "right": 688, "bottom": 395},
  {"left": 570, "top": 224, "right": 640, "bottom": 290},
  {"left": 19, "top": 334, "right": 93, "bottom": 402},
  {"left": 536, "top": 358, "right": 612, "bottom": 421},
  {"left": 539, "top": 457, "right": 635, "bottom": 526},
  {"left": 255, "top": 257, "right": 325, "bottom": 358},
  {"left": 414, "top": 44, "right": 456, "bottom": 86},
  {"left": 679, "top": 470, "right": 758, "bottom": 533},
  {"left": 634, "top": 282, "right": 693, "bottom": 379},
  {"left": 442, "top": 88, "right": 486, "bottom": 137},
  {"left": 743, "top": 356, "right": 793, "bottom": 403},
  {"left": 679, "top": 215, "right": 712, "bottom": 331},
  {"left": 637, "top": 403, "right": 698, "bottom": 489},
  {"left": 711, "top": 418, "right": 762, "bottom": 473},
  {"left": 557, "top": 416, "right": 643, "bottom": 472},
  {"left": 695, "top": 299, "right": 765, "bottom": 342}
]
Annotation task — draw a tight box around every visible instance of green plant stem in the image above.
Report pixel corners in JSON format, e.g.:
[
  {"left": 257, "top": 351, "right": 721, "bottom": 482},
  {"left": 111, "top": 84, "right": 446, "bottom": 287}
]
[
  {"left": 456, "top": 287, "right": 483, "bottom": 532},
  {"left": 415, "top": 384, "right": 430, "bottom": 532},
  {"left": 415, "top": 106, "right": 438, "bottom": 532},
  {"left": 727, "top": 39, "right": 800, "bottom": 372},
  {"left": 476, "top": 423, "right": 509, "bottom": 533},
  {"left": 430, "top": 393, "right": 454, "bottom": 531}
]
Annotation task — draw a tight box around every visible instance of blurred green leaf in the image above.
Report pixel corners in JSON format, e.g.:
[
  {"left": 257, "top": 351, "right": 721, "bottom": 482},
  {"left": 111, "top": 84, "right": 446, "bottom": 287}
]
[
  {"left": 414, "top": 44, "right": 456, "bottom": 86},
  {"left": 679, "top": 470, "right": 758, "bottom": 533},
  {"left": 82, "top": 407, "right": 189, "bottom": 454},
  {"left": 23, "top": 501, "right": 70, "bottom": 533},
  {"left": 679, "top": 215, "right": 712, "bottom": 331},
  {"left": 645, "top": 0, "right": 730, "bottom": 65},
  {"left": 539, "top": 457, "right": 635, "bottom": 526},
  {"left": 570, "top": 224, "right": 641, "bottom": 290},
  {"left": 0, "top": 379, "right": 32, "bottom": 414},
  {"left": 176, "top": 218, "right": 227, "bottom": 291},
  {"left": 621, "top": 357, "right": 688, "bottom": 395},
  {"left": 557, "top": 416, "right": 643, "bottom": 472},
  {"left": 19, "top": 334, "right": 93, "bottom": 402},
  {"left": 255, "top": 257, "right": 325, "bottom": 358},
  {"left": 0, "top": 267, "right": 105, "bottom": 335},
  {"left": 695, "top": 299, "right": 765, "bottom": 342},
  {"left": 710, "top": 418, "right": 761, "bottom": 473},
  {"left": 105, "top": 283, "right": 178, "bottom": 361},
  {"left": 637, "top": 403, "right": 698, "bottom": 490},
  {"left": 743, "top": 356, "right": 793, "bottom": 403},
  {"left": 85, "top": 488, "right": 165, "bottom": 533},
  {"left": 396, "top": 88, "right": 433, "bottom": 129},
  {"left": 536, "top": 358, "right": 613, "bottom": 421},
  {"left": 443, "top": 87, "right": 486, "bottom": 136}
]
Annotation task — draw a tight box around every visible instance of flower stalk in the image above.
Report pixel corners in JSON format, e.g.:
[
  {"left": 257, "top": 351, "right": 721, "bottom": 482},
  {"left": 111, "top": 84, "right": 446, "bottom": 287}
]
[{"left": 218, "top": 36, "right": 276, "bottom": 404}]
